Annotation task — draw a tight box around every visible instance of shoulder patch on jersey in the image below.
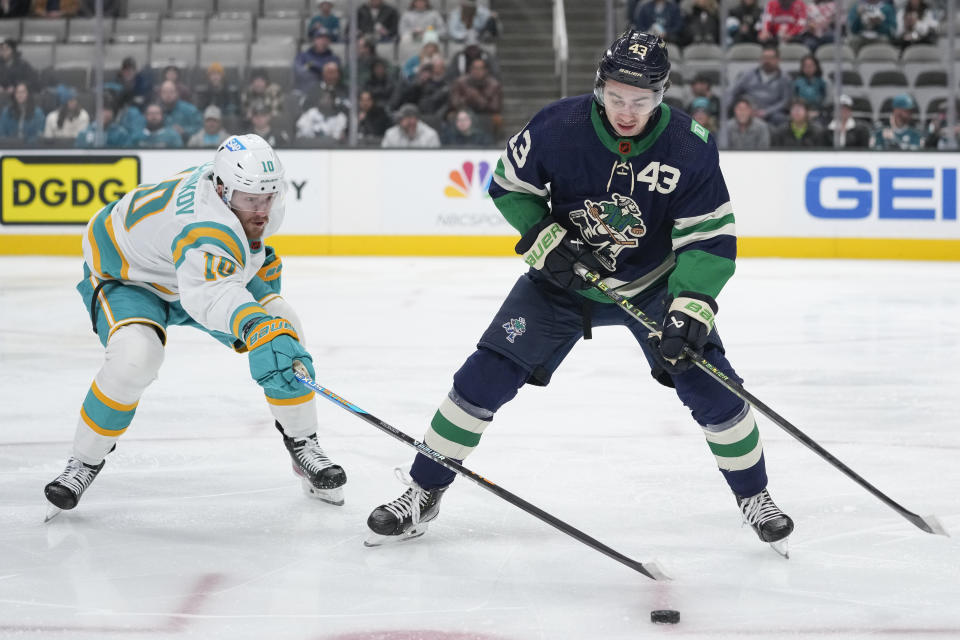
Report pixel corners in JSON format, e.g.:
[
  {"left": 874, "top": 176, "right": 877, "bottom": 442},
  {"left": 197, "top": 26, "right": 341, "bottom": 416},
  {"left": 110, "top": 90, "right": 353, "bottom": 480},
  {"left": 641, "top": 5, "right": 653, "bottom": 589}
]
[{"left": 690, "top": 120, "right": 710, "bottom": 143}]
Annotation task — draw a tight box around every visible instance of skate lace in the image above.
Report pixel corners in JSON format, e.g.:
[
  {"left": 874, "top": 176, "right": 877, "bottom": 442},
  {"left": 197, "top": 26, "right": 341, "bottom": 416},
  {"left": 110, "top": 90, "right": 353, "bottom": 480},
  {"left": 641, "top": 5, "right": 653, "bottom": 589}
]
[
  {"left": 292, "top": 435, "right": 334, "bottom": 474},
  {"left": 55, "top": 458, "right": 97, "bottom": 495},
  {"left": 384, "top": 468, "right": 428, "bottom": 525},
  {"left": 740, "top": 490, "right": 782, "bottom": 526}
]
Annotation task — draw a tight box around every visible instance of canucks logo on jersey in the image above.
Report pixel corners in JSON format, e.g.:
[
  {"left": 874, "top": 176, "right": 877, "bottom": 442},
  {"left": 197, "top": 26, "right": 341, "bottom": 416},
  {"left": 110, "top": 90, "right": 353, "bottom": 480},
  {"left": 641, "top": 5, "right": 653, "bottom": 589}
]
[
  {"left": 569, "top": 193, "right": 646, "bottom": 271},
  {"left": 502, "top": 316, "right": 527, "bottom": 343}
]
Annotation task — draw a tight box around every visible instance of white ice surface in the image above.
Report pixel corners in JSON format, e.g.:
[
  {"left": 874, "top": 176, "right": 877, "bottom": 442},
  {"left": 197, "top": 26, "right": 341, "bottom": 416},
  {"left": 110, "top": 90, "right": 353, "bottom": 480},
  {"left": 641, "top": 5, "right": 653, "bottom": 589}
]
[{"left": 1, "top": 256, "right": 958, "bottom": 640}]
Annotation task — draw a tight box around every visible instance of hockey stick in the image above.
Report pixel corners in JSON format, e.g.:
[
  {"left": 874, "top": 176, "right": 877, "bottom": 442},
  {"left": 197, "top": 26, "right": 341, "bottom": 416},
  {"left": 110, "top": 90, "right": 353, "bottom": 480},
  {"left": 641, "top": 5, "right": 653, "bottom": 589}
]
[
  {"left": 290, "top": 361, "right": 669, "bottom": 581},
  {"left": 574, "top": 265, "right": 948, "bottom": 537}
]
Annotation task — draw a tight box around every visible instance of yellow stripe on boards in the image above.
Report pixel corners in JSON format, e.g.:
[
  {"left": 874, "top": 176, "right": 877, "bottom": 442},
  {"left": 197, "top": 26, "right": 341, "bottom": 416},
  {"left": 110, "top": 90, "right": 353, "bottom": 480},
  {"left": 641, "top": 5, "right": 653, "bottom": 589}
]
[
  {"left": 4, "top": 235, "right": 960, "bottom": 260},
  {"left": 91, "top": 380, "right": 138, "bottom": 412}
]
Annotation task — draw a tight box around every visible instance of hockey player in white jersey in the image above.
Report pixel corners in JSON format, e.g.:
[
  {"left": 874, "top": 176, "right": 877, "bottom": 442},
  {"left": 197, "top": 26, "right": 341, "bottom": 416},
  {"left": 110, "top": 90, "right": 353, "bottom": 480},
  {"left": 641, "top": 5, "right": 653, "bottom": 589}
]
[{"left": 44, "top": 134, "right": 346, "bottom": 519}]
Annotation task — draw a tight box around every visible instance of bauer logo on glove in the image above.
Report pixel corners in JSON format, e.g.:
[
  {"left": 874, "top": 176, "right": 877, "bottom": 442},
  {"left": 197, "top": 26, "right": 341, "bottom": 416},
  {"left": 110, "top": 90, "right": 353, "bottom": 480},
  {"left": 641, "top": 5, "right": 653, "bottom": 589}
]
[
  {"left": 245, "top": 317, "right": 299, "bottom": 350},
  {"left": 658, "top": 291, "right": 718, "bottom": 364}
]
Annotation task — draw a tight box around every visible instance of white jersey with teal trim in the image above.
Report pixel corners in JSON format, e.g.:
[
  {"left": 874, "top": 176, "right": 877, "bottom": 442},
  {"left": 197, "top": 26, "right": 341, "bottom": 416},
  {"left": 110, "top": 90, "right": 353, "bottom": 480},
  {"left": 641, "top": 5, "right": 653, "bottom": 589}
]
[{"left": 82, "top": 161, "right": 283, "bottom": 342}]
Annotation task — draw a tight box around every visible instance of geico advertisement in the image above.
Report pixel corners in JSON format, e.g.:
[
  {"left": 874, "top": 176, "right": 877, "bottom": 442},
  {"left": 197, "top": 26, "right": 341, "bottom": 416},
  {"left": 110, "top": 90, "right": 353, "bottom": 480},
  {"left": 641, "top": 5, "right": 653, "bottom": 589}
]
[
  {"left": 0, "top": 155, "right": 140, "bottom": 224},
  {"left": 723, "top": 152, "right": 960, "bottom": 239}
]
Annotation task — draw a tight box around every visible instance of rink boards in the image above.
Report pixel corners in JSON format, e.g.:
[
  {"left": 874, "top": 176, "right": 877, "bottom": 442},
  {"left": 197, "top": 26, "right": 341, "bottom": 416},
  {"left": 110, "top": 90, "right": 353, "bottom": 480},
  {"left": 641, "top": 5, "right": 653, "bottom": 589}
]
[{"left": 0, "top": 148, "right": 958, "bottom": 260}]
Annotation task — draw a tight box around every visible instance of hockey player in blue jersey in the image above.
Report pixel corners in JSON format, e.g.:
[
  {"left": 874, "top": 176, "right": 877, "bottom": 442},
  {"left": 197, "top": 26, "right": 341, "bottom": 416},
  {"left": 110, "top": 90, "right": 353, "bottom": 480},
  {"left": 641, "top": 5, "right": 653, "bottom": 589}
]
[
  {"left": 366, "top": 30, "right": 794, "bottom": 554},
  {"left": 43, "top": 134, "right": 346, "bottom": 520}
]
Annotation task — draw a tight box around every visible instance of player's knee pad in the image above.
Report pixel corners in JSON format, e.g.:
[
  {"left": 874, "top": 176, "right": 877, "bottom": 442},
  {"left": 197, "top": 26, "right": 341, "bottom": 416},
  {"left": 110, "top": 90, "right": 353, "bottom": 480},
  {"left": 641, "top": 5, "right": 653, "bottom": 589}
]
[
  {"left": 99, "top": 323, "right": 165, "bottom": 400},
  {"left": 452, "top": 348, "right": 529, "bottom": 413}
]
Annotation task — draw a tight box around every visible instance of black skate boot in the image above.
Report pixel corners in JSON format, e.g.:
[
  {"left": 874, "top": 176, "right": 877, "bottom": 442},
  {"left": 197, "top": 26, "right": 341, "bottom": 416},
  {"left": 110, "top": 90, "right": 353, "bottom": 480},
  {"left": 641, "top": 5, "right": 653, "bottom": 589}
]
[
  {"left": 737, "top": 488, "right": 794, "bottom": 557},
  {"left": 277, "top": 422, "right": 346, "bottom": 505},
  {"left": 44, "top": 457, "right": 106, "bottom": 522},
  {"left": 365, "top": 471, "right": 448, "bottom": 547}
]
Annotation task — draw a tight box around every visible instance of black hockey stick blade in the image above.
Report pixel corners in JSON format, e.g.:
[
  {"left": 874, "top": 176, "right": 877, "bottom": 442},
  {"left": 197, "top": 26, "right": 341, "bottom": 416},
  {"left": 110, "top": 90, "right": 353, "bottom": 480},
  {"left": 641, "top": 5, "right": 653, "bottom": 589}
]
[
  {"left": 291, "top": 361, "right": 669, "bottom": 580},
  {"left": 575, "top": 266, "right": 950, "bottom": 537}
]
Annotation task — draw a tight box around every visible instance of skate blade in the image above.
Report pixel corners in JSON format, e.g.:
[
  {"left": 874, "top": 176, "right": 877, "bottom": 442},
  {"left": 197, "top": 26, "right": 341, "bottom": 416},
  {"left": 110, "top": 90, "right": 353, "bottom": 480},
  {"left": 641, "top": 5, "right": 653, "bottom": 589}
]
[
  {"left": 44, "top": 504, "right": 62, "bottom": 523},
  {"left": 300, "top": 480, "right": 344, "bottom": 506},
  {"left": 768, "top": 537, "right": 790, "bottom": 559},
  {"left": 363, "top": 523, "right": 429, "bottom": 548}
]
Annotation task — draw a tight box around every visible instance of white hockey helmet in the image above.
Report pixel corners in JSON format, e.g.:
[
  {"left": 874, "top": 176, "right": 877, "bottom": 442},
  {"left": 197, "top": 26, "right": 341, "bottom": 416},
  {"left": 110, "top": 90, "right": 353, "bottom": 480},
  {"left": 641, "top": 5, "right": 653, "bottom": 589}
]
[{"left": 213, "top": 134, "right": 286, "bottom": 205}]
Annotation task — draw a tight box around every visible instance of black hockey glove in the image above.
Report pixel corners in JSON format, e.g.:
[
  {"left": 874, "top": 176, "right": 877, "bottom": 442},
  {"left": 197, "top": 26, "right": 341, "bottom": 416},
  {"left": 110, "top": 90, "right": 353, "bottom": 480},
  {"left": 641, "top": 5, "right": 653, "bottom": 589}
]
[
  {"left": 655, "top": 291, "right": 718, "bottom": 369},
  {"left": 515, "top": 218, "right": 606, "bottom": 290}
]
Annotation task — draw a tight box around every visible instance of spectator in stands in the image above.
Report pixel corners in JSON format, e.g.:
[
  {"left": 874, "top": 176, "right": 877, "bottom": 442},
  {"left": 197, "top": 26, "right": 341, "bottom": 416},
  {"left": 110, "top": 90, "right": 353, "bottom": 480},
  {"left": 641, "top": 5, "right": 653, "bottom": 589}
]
[
  {"left": 188, "top": 105, "right": 230, "bottom": 148},
  {"left": 0, "top": 1, "right": 30, "bottom": 18},
  {"left": 400, "top": 0, "right": 446, "bottom": 45},
  {"left": 924, "top": 101, "right": 960, "bottom": 149},
  {"left": 357, "top": 89, "right": 391, "bottom": 143},
  {"left": 358, "top": 0, "right": 400, "bottom": 43},
  {"left": 719, "top": 96, "right": 771, "bottom": 149},
  {"left": 632, "top": 0, "right": 686, "bottom": 46},
  {"left": 0, "top": 39, "right": 38, "bottom": 95},
  {"left": 772, "top": 98, "right": 828, "bottom": 147},
  {"left": 689, "top": 97, "right": 717, "bottom": 133},
  {"left": 0, "top": 81, "right": 43, "bottom": 141},
  {"left": 248, "top": 100, "right": 290, "bottom": 149},
  {"left": 448, "top": 0, "right": 497, "bottom": 45},
  {"left": 382, "top": 102, "right": 440, "bottom": 148},
  {"left": 895, "top": 0, "right": 938, "bottom": 51},
  {"left": 75, "top": 101, "right": 131, "bottom": 148},
  {"left": 345, "top": 36, "right": 385, "bottom": 89},
  {"left": 826, "top": 94, "right": 871, "bottom": 148},
  {"left": 757, "top": 0, "right": 808, "bottom": 44},
  {"left": 441, "top": 108, "right": 492, "bottom": 146},
  {"left": 871, "top": 93, "right": 923, "bottom": 150},
  {"left": 158, "top": 79, "right": 202, "bottom": 142},
  {"left": 403, "top": 35, "right": 441, "bottom": 80},
  {"left": 303, "top": 60, "right": 349, "bottom": 114},
  {"left": 686, "top": 72, "right": 719, "bottom": 120},
  {"left": 115, "top": 101, "right": 144, "bottom": 138},
  {"left": 109, "top": 57, "right": 152, "bottom": 111},
  {"left": 133, "top": 103, "right": 182, "bottom": 148},
  {"left": 364, "top": 58, "right": 397, "bottom": 107},
  {"left": 43, "top": 87, "right": 89, "bottom": 140},
  {"left": 725, "top": 43, "right": 792, "bottom": 126},
  {"left": 793, "top": 55, "right": 827, "bottom": 119},
  {"left": 727, "top": 0, "right": 764, "bottom": 44},
  {"left": 294, "top": 26, "right": 342, "bottom": 94},
  {"left": 391, "top": 58, "right": 450, "bottom": 123},
  {"left": 156, "top": 65, "right": 192, "bottom": 103},
  {"left": 308, "top": 0, "right": 342, "bottom": 42},
  {"left": 805, "top": 0, "right": 839, "bottom": 49},
  {"left": 195, "top": 63, "right": 241, "bottom": 118},
  {"left": 448, "top": 43, "right": 499, "bottom": 81},
  {"left": 450, "top": 57, "right": 501, "bottom": 129},
  {"left": 242, "top": 69, "right": 282, "bottom": 122},
  {"left": 31, "top": 0, "right": 77, "bottom": 17},
  {"left": 684, "top": 0, "right": 720, "bottom": 45},
  {"left": 848, "top": 0, "right": 896, "bottom": 51},
  {"left": 296, "top": 62, "right": 349, "bottom": 143}
]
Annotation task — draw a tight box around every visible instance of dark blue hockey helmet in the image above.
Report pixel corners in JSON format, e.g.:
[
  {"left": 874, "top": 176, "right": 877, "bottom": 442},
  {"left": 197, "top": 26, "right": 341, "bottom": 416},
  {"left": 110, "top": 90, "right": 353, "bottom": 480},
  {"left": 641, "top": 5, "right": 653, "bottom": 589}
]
[{"left": 594, "top": 29, "right": 671, "bottom": 108}]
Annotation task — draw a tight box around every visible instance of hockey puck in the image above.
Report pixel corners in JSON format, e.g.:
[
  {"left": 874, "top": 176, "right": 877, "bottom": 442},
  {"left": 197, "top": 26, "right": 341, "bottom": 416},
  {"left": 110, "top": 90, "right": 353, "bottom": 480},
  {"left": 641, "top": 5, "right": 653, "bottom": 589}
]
[{"left": 650, "top": 609, "right": 680, "bottom": 624}]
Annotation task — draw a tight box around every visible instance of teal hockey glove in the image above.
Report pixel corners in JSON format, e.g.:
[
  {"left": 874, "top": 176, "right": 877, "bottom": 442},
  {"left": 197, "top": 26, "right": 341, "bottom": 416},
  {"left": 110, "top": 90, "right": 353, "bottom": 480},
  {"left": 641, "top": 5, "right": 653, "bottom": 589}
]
[
  {"left": 515, "top": 218, "right": 606, "bottom": 290},
  {"left": 658, "top": 292, "right": 718, "bottom": 364},
  {"left": 244, "top": 315, "right": 314, "bottom": 395}
]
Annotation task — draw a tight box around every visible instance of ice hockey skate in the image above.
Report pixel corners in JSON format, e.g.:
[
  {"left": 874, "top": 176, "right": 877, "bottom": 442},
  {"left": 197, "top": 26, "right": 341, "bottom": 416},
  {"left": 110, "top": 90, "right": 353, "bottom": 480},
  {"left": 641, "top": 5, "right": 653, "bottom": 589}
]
[
  {"left": 277, "top": 422, "right": 346, "bottom": 505},
  {"left": 737, "top": 488, "right": 794, "bottom": 557},
  {"left": 44, "top": 456, "right": 106, "bottom": 522},
  {"left": 365, "top": 469, "right": 448, "bottom": 547}
]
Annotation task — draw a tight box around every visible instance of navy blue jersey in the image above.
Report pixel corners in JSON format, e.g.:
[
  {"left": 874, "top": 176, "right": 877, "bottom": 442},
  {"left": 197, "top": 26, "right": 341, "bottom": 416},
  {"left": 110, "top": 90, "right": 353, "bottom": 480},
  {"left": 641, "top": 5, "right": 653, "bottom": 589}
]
[{"left": 489, "top": 94, "right": 736, "bottom": 303}]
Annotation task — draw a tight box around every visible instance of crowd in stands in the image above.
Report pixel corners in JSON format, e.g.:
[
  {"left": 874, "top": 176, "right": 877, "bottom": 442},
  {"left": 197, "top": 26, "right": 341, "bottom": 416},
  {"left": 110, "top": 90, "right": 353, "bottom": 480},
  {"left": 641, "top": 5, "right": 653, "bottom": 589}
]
[
  {"left": 0, "top": 0, "right": 503, "bottom": 149},
  {"left": 630, "top": 0, "right": 958, "bottom": 149}
]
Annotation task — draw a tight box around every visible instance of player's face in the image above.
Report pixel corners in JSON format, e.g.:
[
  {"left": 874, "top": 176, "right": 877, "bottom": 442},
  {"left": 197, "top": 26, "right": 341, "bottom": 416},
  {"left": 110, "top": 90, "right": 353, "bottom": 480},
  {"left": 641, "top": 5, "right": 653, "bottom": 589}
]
[
  {"left": 603, "top": 80, "right": 660, "bottom": 136},
  {"left": 230, "top": 191, "right": 276, "bottom": 239}
]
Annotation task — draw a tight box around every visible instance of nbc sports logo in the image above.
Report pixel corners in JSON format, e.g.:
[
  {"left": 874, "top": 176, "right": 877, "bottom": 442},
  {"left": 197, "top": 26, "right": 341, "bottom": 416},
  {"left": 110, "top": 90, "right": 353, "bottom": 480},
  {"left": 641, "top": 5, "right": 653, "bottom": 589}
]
[{"left": 444, "top": 161, "right": 492, "bottom": 199}]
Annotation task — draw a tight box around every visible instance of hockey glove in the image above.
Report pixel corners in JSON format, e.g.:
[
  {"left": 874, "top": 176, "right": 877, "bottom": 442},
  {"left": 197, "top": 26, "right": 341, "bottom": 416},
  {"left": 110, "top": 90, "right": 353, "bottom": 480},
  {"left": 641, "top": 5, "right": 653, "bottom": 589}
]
[
  {"left": 515, "top": 218, "right": 606, "bottom": 290},
  {"left": 655, "top": 292, "right": 718, "bottom": 367},
  {"left": 244, "top": 315, "right": 315, "bottom": 396}
]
